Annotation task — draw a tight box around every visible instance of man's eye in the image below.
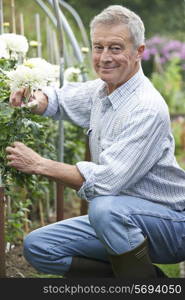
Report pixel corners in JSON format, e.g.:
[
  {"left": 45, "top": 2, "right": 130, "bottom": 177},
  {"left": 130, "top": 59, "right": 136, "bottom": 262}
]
[
  {"left": 110, "top": 47, "right": 122, "bottom": 53},
  {"left": 93, "top": 46, "right": 103, "bottom": 52}
]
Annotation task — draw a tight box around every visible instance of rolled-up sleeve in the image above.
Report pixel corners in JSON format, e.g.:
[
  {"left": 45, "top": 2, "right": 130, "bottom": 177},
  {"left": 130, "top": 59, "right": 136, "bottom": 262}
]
[
  {"left": 76, "top": 109, "right": 168, "bottom": 201},
  {"left": 42, "top": 80, "right": 102, "bottom": 128},
  {"left": 42, "top": 86, "right": 59, "bottom": 118}
]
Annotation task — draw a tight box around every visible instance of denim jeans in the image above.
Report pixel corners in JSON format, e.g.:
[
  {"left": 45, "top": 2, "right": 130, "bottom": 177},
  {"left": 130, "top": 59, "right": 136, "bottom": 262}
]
[{"left": 23, "top": 195, "right": 185, "bottom": 275}]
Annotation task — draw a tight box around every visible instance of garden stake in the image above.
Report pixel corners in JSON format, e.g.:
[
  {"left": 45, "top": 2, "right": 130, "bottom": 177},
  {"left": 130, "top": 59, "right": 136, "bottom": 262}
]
[
  {"left": 19, "top": 12, "right": 24, "bottom": 36},
  {"left": 53, "top": 0, "right": 65, "bottom": 221},
  {"left": 0, "top": 185, "right": 6, "bottom": 278},
  {"left": 11, "top": 0, "right": 16, "bottom": 33},
  {"left": 0, "top": 0, "right": 3, "bottom": 34},
  {"left": 39, "top": 198, "right": 45, "bottom": 227},
  {"left": 56, "top": 181, "right": 64, "bottom": 221},
  {"left": 35, "top": 13, "right": 42, "bottom": 57},
  {"left": 80, "top": 138, "right": 90, "bottom": 215}
]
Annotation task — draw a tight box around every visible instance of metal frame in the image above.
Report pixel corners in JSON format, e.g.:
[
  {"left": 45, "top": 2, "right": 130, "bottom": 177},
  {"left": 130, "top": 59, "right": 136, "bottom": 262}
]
[
  {"left": 35, "top": 0, "right": 89, "bottom": 77},
  {"left": 59, "top": 0, "right": 90, "bottom": 50},
  {"left": 34, "top": 0, "right": 90, "bottom": 220}
]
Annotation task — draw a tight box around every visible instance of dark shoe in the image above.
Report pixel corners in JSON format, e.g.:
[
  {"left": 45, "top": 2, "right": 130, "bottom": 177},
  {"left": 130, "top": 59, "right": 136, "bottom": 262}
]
[
  {"left": 66, "top": 256, "right": 114, "bottom": 278},
  {"left": 109, "top": 237, "right": 157, "bottom": 279},
  {"left": 154, "top": 265, "right": 168, "bottom": 278}
]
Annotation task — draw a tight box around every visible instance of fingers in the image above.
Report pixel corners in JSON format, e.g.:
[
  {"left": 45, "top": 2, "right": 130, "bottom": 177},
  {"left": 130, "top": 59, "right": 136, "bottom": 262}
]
[
  {"left": 24, "top": 88, "right": 32, "bottom": 99},
  {"left": 9, "top": 87, "right": 32, "bottom": 107},
  {"left": 6, "top": 142, "right": 23, "bottom": 154},
  {"left": 10, "top": 88, "right": 25, "bottom": 106},
  {"left": 6, "top": 142, "right": 25, "bottom": 168},
  {"left": 6, "top": 154, "right": 17, "bottom": 168},
  {"left": 9, "top": 88, "right": 48, "bottom": 114},
  {"left": 6, "top": 154, "right": 14, "bottom": 162},
  {"left": 6, "top": 148, "right": 16, "bottom": 166},
  {"left": 6, "top": 146, "right": 16, "bottom": 154},
  {"left": 12, "top": 141, "right": 24, "bottom": 147}
]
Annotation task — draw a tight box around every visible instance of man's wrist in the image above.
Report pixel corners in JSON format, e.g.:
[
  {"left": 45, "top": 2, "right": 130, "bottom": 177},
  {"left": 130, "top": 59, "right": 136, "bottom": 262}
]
[
  {"left": 34, "top": 157, "right": 49, "bottom": 175},
  {"left": 31, "top": 91, "right": 48, "bottom": 115}
]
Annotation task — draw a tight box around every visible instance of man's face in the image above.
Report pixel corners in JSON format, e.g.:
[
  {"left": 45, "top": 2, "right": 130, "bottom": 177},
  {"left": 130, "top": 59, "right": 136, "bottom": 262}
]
[{"left": 92, "top": 24, "right": 144, "bottom": 93}]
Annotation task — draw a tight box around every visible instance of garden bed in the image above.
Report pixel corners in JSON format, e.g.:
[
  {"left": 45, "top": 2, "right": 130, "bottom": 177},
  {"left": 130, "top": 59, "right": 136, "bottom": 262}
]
[
  {"left": 6, "top": 244, "right": 38, "bottom": 278},
  {"left": 5, "top": 196, "right": 82, "bottom": 278}
]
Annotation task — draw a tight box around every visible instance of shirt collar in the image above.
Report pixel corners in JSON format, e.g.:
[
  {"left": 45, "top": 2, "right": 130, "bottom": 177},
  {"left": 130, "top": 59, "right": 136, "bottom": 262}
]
[{"left": 99, "top": 68, "right": 145, "bottom": 111}]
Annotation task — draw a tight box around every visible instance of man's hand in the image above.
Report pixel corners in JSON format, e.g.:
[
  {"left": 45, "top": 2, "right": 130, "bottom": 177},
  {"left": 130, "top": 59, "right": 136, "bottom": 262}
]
[
  {"left": 9, "top": 88, "right": 48, "bottom": 115},
  {"left": 6, "top": 142, "right": 84, "bottom": 190},
  {"left": 6, "top": 142, "right": 43, "bottom": 174}
]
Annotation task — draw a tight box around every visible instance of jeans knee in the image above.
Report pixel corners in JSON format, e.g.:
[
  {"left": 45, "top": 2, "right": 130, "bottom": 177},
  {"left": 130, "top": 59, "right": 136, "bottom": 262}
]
[
  {"left": 23, "top": 227, "right": 72, "bottom": 275},
  {"left": 23, "top": 228, "right": 54, "bottom": 274},
  {"left": 88, "top": 196, "right": 113, "bottom": 235},
  {"left": 23, "top": 230, "right": 40, "bottom": 264}
]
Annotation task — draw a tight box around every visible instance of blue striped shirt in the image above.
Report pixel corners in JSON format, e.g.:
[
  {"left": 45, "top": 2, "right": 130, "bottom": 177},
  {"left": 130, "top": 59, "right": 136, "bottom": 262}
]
[{"left": 43, "top": 68, "right": 185, "bottom": 211}]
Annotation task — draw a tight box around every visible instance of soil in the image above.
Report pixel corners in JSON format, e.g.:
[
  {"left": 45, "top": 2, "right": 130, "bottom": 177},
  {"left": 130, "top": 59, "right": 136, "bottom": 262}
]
[
  {"left": 6, "top": 244, "right": 38, "bottom": 278},
  {"left": 5, "top": 197, "right": 86, "bottom": 278}
]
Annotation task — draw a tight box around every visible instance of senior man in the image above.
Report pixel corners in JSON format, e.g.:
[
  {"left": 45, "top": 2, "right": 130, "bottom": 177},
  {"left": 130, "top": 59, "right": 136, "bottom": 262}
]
[{"left": 6, "top": 5, "right": 185, "bottom": 278}]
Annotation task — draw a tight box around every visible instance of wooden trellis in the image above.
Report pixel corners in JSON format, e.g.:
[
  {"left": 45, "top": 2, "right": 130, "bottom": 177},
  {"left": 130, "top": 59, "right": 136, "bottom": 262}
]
[{"left": 0, "top": 186, "right": 5, "bottom": 278}]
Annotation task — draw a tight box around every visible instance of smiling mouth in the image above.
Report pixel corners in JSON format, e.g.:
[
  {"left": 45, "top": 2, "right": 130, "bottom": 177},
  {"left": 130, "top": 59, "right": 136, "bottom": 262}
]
[{"left": 99, "top": 66, "right": 118, "bottom": 70}]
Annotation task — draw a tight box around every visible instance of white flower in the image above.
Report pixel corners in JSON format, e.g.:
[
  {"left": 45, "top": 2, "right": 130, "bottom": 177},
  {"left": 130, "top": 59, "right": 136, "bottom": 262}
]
[
  {"left": 0, "top": 33, "right": 29, "bottom": 56},
  {"left": 24, "top": 58, "right": 60, "bottom": 86},
  {"left": 0, "top": 38, "right": 8, "bottom": 58},
  {"left": 24, "top": 57, "right": 51, "bottom": 69},
  {"left": 6, "top": 58, "right": 60, "bottom": 92},
  {"left": 64, "top": 67, "right": 82, "bottom": 82},
  {"left": 6, "top": 65, "right": 48, "bottom": 91},
  {"left": 29, "top": 40, "right": 39, "bottom": 47},
  {"left": 81, "top": 47, "right": 89, "bottom": 54}
]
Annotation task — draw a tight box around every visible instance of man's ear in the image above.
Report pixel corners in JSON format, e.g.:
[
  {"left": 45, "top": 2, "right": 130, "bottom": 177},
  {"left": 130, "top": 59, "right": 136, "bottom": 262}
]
[{"left": 136, "top": 45, "right": 145, "bottom": 61}]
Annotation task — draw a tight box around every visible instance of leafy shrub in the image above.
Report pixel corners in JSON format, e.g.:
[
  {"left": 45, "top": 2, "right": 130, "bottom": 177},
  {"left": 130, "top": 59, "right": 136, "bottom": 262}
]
[
  {"left": 151, "top": 58, "right": 185, "bottom": 113},
  {"left": 142, "top": 35, "right": 185, "bottom": 77}
]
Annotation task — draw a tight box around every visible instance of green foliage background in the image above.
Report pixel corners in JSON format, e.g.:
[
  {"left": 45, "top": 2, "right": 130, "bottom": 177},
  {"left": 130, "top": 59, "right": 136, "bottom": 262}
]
[
  {"left": 2, "top": 0, "right": 185, "bottom": 51},
  {"left": 67, "top": 0, "right": 185, "bottom": 40},
  {"left": 1, "top": 0, "right": 185, "bottom": 278}
]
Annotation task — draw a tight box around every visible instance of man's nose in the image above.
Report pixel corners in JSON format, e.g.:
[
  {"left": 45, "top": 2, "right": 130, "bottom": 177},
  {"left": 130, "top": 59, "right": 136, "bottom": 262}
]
[{"left": 100, "top": 49, "right": 112, "bottom": 62}]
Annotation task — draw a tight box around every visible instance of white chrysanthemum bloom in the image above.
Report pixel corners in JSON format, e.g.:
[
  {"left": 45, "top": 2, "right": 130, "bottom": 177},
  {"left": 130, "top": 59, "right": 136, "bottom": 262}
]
[
  {"left": 29, "top": 40, "right": 39, "bottom": 47},
  {"left": 6, "top": 65, "right": 48, "bottom": 91},
  {"left": 49, "top": 64, "right": 60, "bottom": 87},
  {"left": 24, "top": 57, "right": 51, "bottom": 69},
  {"left": 0, "top": 38, "right": 8, "bottom": 58},
  {"left": 0, "top": 33, "right": 29, "bottom": 56},
  {"left": 64, "top": 67, "right": 82, "bottom": 82},
  {"left": 81, "top": 47, "right": 89, "bottom": 54},
  {"left": 24, "top": 58, "right": 60, "bottom": 86}
]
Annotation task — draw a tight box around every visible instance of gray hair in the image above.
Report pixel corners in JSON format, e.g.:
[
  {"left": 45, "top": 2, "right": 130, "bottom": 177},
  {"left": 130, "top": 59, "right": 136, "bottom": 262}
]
[{"left": 90, "top": 5, "right": 145, "bottom": 48}]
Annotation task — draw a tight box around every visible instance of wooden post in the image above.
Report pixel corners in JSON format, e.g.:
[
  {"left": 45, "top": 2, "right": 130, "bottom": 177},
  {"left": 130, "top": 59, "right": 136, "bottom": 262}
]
[
  {"left": 24, "top": 210, "right": 29, "bottom": 234},
  {"left": 45, "top": 187, "right": 51, "bottom": 223},
  {"left": 0, "top": 185, "right": 6, "bottom": 278},
  {"left": 35, "top": 13, "right": 42, "bottom": 57},
  {"left": 19, "top": 13, "right": 24, "bottom": 36},
  {"left": 56, "top": 117, "right": 64, "bottom": 221},
  {"left": 0, "top": 0, "right": 3, "bottom": 34},
  {"left": 46, "top": 19, "right": 57, "bottom": 64},
  {"left": 39, "top": 199, "right": 45, "bottom": 227},
  {"left": 11, "top": 0, "right": 16, "bottom": 33},
  {"left": 56, "top": 181, "right": 64, "bottom": 221},
  {"left": 80, "top": 138, "right": 90, "bottom": 215},
  {"left": 53, "top": 0, "right": 65, "bottom": 221},
  {"left": 46, "top": 18, "right": 52, "bottom": 63}
]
